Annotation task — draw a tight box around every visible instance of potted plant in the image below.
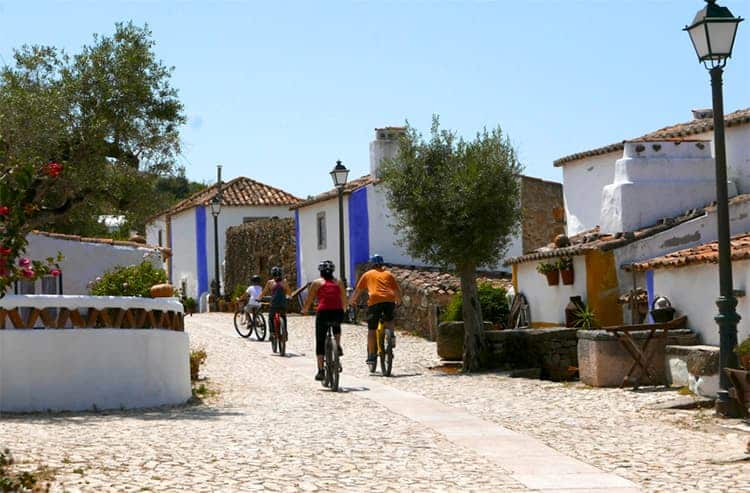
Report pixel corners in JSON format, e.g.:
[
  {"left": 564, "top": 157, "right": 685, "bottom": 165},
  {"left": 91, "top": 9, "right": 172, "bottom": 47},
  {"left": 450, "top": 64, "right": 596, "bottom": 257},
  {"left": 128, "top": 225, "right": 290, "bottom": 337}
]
[
  {"left": 557, "top": 257, "right": 575, "bottom": 285},
  {"left": 734, "top": 338, "right": 750, "bottom": 370},
  {"left": 574, "top": 305, "right": 599, "bottom": 330},
  {"left": 182, "top": 296, "right": 197, "bottom": 316},
  {"left": 536, "top": 261, "right": 559, "bottom": 286}
]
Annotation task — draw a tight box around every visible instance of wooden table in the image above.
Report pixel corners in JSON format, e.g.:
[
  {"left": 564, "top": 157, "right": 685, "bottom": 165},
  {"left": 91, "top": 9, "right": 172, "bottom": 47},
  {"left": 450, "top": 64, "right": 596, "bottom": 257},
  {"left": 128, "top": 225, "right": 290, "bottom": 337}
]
[{"left": 602, "top": 316, "right": 688, "bottom": 389}]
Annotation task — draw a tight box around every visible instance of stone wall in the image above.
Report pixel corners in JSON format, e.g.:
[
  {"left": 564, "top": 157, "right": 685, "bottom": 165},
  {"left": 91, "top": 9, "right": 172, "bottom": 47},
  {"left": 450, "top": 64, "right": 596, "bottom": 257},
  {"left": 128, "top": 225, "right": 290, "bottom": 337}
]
[
  {"left": 225, "top": 218, "right": 297, "bottom": 298},
  {"left": 521, "top": 176, "right": 565, "bottom": 253},
  {"left": 485, "top": 327, "right": 579, "bottom": 381}
]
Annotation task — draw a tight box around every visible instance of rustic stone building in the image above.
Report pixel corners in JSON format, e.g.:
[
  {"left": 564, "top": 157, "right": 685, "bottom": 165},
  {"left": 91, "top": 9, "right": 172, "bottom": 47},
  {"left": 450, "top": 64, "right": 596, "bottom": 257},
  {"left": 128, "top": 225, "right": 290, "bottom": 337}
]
[{"left": 520, "top": 176, "right": 565, "bottom": 254}]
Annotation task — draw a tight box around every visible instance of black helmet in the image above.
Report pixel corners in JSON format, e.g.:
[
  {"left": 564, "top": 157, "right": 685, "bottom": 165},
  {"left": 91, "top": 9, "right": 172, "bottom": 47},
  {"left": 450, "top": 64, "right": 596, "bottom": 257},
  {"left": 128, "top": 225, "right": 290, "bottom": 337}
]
[
  {"left": 251, "top": 274, "right": 262, "bottom": 284},
  {"left": 318, "top": 260, "right": 335, "bottom": 274},
  {"left": 271, "top": 266, "right": 282, "bottom": 279},
  {"left": 370, "top": 254, "right": 384, "bottom": 265}
]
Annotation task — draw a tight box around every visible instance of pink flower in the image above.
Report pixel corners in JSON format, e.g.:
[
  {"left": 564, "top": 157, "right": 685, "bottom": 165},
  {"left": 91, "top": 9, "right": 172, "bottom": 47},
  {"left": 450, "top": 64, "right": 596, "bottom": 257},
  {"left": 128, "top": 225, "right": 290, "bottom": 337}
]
[
  {"left": 0, "top": 206, "right": 8, "bottom": 216},
  {"left": 21, "top": 268, "right": 34, "bottom": 278},
  {"left": 45, "top": 162, "right": 63, "bottom": 178},
  {"left": 51, "top": 268, "right": 61, "bottom": 277},
  {"left": 18, "top": 257, "right": 31, "bottom": 267}
]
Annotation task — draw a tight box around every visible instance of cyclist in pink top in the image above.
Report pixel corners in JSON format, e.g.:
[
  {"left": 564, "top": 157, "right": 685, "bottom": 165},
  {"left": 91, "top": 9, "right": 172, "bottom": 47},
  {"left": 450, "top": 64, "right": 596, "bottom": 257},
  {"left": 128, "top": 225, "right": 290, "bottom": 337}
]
[{"left": 303, "top": 260, "right": 348, "bottom": 381}]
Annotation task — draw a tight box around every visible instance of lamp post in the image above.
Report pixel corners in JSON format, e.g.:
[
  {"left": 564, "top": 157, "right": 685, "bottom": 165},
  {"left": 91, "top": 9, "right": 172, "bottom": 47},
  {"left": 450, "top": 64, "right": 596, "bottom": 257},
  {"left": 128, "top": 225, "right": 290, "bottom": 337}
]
[
  {"left": 685, "top": 0, "right": 744, "bottom": 417},
  {"left": 210, "top": 165, "right": 223, "bottom": 307},
  {"left": 330, "top": 160, "right": 350, "bottom": 288}
]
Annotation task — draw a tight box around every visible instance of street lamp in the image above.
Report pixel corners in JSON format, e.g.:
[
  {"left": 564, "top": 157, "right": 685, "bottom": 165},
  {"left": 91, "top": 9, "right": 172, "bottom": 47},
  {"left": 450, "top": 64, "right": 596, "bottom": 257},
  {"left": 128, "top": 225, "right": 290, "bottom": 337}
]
[
  {"left": 685, "top": 0, "right": 744, "bottom": 417},
  {"left": 210, "top": 165, "right": 223, "bottom": 307},
  {"left": 330, "top": 160, "right": 350, "bottom": 288}
]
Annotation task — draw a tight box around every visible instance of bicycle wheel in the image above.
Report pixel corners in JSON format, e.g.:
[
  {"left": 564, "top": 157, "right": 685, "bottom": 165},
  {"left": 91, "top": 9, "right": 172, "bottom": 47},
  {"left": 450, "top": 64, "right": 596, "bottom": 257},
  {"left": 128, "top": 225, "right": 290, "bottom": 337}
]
[
  {"left": 234, "top": 310, "right": 252, "bottom": 338},
  {"left": 323, "top": 337, "right": 333, "bottom": 388},
  {"left": 330, "top": 336, "right": 340, "bottom": 391},
  {"left": 383, "top": 329, "right": 394, "bottom": 376},
  {"left": 278, "top": 317, "right": 287, "bottom": 356},
  {"left": 253, "top": 312, "right": 267, "bottom": 341}
]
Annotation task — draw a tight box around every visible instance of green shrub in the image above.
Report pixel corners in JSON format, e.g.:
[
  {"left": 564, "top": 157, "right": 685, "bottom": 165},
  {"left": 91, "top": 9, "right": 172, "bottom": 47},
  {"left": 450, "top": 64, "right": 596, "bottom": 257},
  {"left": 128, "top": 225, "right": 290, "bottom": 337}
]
[
  {"left": 231, "top": 284, "right": 246, "bottom": 301},
  {"left": 0, "top": 448, "right": 50, "bottom": 492},
  {"left": 443, "top": 283, "right": 509, "bottom": 326},
  {"left": 89, "top": 261, "right": 167, "bottom": 297},
  {"left": 190, "top": 347, "right": 207, "bottom": 381}
]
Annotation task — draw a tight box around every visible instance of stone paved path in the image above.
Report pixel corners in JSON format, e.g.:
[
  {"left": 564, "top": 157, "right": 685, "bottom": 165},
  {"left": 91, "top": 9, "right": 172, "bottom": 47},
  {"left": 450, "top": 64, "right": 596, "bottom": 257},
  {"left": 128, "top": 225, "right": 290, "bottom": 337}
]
[{"left": 2, "top": 313, "right": 749, "bottom": 492}]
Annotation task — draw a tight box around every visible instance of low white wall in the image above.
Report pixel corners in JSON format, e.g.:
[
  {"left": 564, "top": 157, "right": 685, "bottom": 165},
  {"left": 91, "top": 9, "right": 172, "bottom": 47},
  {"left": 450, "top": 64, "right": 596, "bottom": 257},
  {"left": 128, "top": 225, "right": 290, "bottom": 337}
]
[
  {"left": 516, "top": 255, "right": 587, "bottom": 325},
  {"left": 652, "top": 262, "right": 750, "bottom": 347},
  {"left": 0, "top": 329, "right": 190, "bottom": 412}
]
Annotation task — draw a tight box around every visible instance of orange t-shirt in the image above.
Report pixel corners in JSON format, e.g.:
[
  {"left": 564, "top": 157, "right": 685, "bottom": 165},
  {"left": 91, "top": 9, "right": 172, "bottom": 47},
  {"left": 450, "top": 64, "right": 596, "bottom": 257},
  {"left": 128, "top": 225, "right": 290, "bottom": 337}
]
[{"left": 356, "top": 268, "right": 399, "bottom": 306}]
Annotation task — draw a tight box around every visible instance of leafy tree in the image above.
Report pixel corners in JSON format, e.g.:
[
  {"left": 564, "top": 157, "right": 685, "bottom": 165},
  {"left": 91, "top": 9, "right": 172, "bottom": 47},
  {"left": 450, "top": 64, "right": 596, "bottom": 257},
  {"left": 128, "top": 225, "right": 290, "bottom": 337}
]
[
  {"left": 0, "top": 22, "right": 186, "bottom": 236},
  {"left": 379, "top": 117, "right": 523, "bottom": 371}
]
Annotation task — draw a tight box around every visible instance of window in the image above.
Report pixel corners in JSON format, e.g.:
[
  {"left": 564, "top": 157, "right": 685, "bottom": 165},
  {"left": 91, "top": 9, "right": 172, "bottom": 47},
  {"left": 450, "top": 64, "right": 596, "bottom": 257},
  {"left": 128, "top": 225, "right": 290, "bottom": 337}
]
[{"left": 316, "top": 212, "right": 326, "bottom": 249}]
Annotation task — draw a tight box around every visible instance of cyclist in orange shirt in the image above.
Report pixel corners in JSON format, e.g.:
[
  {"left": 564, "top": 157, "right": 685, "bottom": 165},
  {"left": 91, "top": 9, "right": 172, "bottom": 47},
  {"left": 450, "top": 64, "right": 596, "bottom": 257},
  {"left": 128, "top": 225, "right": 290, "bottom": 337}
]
[{"left": 349, "top": 254, "right": 401, "bottom": 365}]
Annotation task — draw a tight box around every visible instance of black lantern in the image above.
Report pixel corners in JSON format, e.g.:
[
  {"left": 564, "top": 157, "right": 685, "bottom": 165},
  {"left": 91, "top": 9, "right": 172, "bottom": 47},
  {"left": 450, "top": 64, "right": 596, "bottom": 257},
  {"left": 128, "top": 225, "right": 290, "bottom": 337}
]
[
  {"left": 685, "top": 0, "right": 743, "bottom": 67},
  {"left": 330, "top": 160, "right": 350, "bottom": 189},
  {"left": 210, "top": 194, "right": 222, "bottom": 217},
  {"left": 330, "top": 160, "right": 349, "bottom": 288}
]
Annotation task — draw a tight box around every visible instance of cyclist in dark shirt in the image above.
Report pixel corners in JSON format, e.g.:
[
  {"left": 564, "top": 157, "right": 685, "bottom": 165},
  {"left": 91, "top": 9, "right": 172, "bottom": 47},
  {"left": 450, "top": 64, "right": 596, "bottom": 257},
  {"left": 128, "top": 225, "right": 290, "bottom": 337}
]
[
  {"left": 303, "top": 260, "right": 347, "bottom": 381},
  {"left": 260, "top": 266, "right": 291, "bottom": 346}
]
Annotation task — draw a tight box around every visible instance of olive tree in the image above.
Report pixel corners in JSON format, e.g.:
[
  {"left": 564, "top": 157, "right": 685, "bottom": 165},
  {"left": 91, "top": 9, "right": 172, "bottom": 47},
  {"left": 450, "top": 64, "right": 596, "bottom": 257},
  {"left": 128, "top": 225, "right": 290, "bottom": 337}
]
[{"left": 379, "top": 117, "right": 523, "bottom": 371}]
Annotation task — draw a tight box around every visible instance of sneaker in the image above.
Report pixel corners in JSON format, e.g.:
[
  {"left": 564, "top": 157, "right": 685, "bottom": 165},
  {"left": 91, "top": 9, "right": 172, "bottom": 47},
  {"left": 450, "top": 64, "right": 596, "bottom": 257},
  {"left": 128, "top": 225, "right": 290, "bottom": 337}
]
[
  {"left": 366, "top": 353, "right": 376, "bottom": 364},
  {"left": 315, "top": 369, "right": 325, "bottom": 381}
]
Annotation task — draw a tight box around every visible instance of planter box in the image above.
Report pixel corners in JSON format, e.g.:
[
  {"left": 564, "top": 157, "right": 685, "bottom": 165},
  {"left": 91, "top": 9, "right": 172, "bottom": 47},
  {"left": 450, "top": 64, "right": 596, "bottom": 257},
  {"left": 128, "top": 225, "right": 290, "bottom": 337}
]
[
  {"left": 666, "top": 345, "right": 719, "bottom": 398},
  {"left": 436, "top": 321, "right": 493, "bottom": 361}
]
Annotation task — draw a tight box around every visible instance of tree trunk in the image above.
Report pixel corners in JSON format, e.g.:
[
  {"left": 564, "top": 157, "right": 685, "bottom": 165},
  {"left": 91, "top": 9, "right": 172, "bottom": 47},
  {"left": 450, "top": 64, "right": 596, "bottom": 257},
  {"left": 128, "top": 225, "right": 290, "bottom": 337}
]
[{"left": 459, "top": 261, "right": 484, "bottom": 372}]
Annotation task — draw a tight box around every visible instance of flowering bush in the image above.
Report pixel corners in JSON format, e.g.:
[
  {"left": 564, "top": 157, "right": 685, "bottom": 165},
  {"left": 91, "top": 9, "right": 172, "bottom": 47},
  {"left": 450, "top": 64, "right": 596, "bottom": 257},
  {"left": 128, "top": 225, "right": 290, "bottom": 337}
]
[
  {"left": 0, "top": 161, "right": 64, "bottom": 296},
  {"left": 88, "top": 261, "right": 167, "bottom": 297}
]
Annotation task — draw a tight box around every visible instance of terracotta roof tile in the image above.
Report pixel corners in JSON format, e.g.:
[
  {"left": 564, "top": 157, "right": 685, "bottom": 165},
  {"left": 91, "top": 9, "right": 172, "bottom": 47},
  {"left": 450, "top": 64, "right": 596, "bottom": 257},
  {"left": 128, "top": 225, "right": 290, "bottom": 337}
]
[
  {"left": 629, "top": 233, "right": 750, "bottom": 271},
  {"left": 554, "top": 107, "right": 750, "bottom": 167},
  {"left": 290, "top": 175, "right": 377, "bottom": 210},
  {"left": 31, "top": 230, "right": 162, "bottom": 251},
  {"left": 151, "top": 177, "right": 301, "bottom": 220},
  {"left": 389, "top": 264, "right": 511, "bottom": 295}
]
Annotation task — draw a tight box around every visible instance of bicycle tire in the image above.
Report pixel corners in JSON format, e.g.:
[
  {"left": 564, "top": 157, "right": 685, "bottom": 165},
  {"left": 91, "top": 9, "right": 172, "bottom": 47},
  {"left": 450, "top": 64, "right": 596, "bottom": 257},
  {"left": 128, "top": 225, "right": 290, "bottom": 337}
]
[
  {"left": 278, "top": 317, "right": 286, "bottom": 356},
  {"left": 384, "top": 330, "right": 394, "bottom": 376},
  {"left": 253, "top": 312, "right": 267, "bottom": 341},
  {"left": 271, "top": 313, "right": 279, "bottom": 353},
  {"left": 330, "top": 336, "right": 340, "bottom": 392},
  {"left": 234, "top": 310, "right": 252, "bottom": 338},
  {"left": 324, "top": 337, "right": 333, "bottom": 388}
]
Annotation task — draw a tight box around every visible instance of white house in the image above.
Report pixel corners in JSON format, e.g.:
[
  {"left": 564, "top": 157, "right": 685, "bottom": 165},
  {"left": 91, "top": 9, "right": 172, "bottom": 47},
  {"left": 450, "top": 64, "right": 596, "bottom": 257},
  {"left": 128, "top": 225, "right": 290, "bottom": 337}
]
[
  {"left": 293, "top": 127, "right": 564, "bottom": 289},
  {"left": 556, "top": 108, "right": 750, "bottom": 236},
  {"left": 145, "top": 177, "right": 300, "bottom": 306},
  {"left": 20, "top": 230, "right": 165, "bottom": 295}
]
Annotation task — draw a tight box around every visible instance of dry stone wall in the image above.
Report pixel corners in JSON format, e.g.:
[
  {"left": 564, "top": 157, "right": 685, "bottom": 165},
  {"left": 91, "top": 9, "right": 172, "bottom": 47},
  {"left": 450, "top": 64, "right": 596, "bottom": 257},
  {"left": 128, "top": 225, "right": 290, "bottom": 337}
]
[
  {"left": 521, "top": 176, "right": 565, "bottom": 253},
  {"left": 225, "top": 218, "right": 297, "bottom": 298}
]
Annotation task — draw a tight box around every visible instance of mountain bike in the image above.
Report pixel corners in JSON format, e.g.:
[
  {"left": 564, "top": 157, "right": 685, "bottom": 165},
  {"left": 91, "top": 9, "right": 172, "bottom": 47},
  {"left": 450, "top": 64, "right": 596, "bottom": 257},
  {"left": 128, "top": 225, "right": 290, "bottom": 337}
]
[
  {"left": 234, "top": 303, "right": 267, "bottom": 340},
  {"left": 368, "top": 321, "right": 395, "bottom": 376},
  {"left": 322, "top": 322, "right": 341, "bottom": 391}
]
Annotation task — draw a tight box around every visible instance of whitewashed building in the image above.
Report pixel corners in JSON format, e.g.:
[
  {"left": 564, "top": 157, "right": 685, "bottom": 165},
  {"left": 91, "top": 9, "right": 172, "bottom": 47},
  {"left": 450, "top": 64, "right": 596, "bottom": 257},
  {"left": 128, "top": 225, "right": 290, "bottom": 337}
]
[
  {"left": 145, "top": 177, "right": 300, "bottom": 306},
  {"left": 19, "top": 231, "right": 165, "bottom": 295},
  {"left": 293, "top": 127, "right": 563, "bottom": 289}
]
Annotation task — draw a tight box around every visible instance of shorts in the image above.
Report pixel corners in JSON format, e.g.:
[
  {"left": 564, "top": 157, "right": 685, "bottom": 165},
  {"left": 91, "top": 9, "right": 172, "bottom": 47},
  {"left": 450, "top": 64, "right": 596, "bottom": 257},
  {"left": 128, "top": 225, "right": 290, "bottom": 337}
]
[
  {"left": 316, "top": 309, "right": 343, "bottom": 356},
  {"left": 367, "top": 302, "right": 396, "bottom": 331}
]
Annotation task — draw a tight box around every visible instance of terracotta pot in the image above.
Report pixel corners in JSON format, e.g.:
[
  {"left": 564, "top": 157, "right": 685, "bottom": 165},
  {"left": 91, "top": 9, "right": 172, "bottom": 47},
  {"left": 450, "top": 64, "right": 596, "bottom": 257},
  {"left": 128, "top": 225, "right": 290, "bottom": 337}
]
[
  {"left": 740, "top": 354, "right": 750, "bottom": 370},
  {"left": 560, "top": 268, "right": 575, "bottom": 285},
  {"left": 150, "top": 283, "right": 174, "bottom": 298},
  {"left": 545, "top": 270, "right": 559, "bottom": 286}
]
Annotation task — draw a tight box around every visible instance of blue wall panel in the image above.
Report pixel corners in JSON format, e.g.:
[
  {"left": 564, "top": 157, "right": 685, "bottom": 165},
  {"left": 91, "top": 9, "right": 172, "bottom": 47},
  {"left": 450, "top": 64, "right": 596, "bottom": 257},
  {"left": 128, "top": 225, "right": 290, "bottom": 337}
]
[
  {"left": 196, "top": 206, "right": 208, "bottom": 299},
  {"left": 348, "top": 187, "right": 370, "bottom": 285},
  {"left": 645, "top": 270, "right": 654, "bottom": 324}
]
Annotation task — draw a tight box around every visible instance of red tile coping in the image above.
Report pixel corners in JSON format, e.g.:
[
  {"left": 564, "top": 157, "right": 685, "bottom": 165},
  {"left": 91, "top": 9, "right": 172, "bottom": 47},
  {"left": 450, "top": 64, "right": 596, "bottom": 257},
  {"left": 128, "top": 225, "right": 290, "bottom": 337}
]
[
  {"left": 290, "top": 175, "right": 378, "bottom": 210},
  {"left": 389, "top": 265, "right": 512, "bottom": 297},
  {"left": 629, "top": 232, "right": 750, "bottom": 271},
  {"left": 31, "top": 230, "right": 165, "bottom": 252}
]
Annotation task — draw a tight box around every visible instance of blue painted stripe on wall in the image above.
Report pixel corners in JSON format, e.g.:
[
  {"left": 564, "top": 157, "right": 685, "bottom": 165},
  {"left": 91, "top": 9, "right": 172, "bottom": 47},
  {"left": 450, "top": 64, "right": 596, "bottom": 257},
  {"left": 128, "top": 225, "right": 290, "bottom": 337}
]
[
  {"left": 348, "top": 187, "right": 369, "bottom": 285},
  {"left": 295, "top": 210, "right": 302, "bottom": 288},
  {"left": 196, "top": 206, "right": 208, "bottom": 299},
  {"left": 645, "top": 270, "right": 655, "bottom": 323}
]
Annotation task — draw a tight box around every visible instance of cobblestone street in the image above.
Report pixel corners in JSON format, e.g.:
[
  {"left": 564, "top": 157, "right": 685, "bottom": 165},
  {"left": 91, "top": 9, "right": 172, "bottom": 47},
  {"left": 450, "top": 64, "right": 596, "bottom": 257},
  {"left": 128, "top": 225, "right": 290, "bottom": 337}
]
[{"left": 3, "top": 313, "right": 750, "bottom": 492}]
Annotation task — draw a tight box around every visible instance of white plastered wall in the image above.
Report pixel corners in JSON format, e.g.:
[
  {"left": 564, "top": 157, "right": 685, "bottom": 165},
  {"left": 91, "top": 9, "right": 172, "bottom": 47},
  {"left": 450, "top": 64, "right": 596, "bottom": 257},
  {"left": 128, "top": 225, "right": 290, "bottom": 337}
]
[
  {"left": 652, "top": 262, "right": 750, "bottom": 346},
  {"left": 169, "top": 209, "right": 199, "bottom": 300},
  {"left": 145, "top": 216, "right": 166, "bottom": 248},
  {"left": 297, "top": 198, "right": 350, "bottom": 287},
  {"left": 24, "top": 233, "right": 162, "bottom": 295},
  {"left": 562, "top": 152, "right": 618, "bottom": 235},
  {"left": 515, "top": 255, "right": 587, "bottom": 325}
]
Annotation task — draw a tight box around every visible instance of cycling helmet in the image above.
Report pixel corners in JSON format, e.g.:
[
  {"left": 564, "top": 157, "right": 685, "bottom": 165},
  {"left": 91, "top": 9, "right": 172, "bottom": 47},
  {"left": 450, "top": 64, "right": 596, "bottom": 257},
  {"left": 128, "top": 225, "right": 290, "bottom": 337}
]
[
  {"left": 318, "top": 260, "right": 335, "bottom": 274},
  {"left": 251, "top": 274, "right": 262, "bottom": 284},
  {"left": 271, "top": 266, "right": 282, "bottom": 279},
  {"left": 370, "top": 254, "right": 384, "bottom": 266}
]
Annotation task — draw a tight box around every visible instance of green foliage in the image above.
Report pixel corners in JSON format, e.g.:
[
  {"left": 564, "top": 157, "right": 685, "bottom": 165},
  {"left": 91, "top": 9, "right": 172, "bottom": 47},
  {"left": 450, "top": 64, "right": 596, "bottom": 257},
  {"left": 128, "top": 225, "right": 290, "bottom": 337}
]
[
  {"left": 557, "top": 256, "right": 573, "bottom": 270},
  {"left": 88, "top": 261, "right": 167, "bottom": 297},
  {"left": 574, "top": 306, "right": 599, "bottom": 330},
  {"left": 536, "top": 262, "right": 557, "bottom": 274},
  {"left": 734, "top": 338, "right": 750, "bottom": 357},
  {"left": 0, "top": 448, "right": 50, "bottom": 492},
  {"left": 190, "top": 347, "right": 207, "bottom": 381},
  {"left": 181, "top": 296, "right": 197, "bottom": 314},
  {"left": 231, "top": 284, "right": 246, "bottom": 302},
  {"left": 443, "top": 283, "right": 509, "bottom": 325},
  {"left": 0, "top": 22, "right": 187, "bottom": 237},
  {"left": 379, "top": 117, "right": 523, "bottom": 269}
]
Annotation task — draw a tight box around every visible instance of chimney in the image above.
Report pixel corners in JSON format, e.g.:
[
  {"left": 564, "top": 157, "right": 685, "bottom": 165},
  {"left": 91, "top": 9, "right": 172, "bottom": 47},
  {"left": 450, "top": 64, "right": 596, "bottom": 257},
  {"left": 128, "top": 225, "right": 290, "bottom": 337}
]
[
  {"left": 692, "top": 108, "right": 713, "bottom": 120},
  {"left": 369, "top": 127, "right": 405, "bottom": 178}
]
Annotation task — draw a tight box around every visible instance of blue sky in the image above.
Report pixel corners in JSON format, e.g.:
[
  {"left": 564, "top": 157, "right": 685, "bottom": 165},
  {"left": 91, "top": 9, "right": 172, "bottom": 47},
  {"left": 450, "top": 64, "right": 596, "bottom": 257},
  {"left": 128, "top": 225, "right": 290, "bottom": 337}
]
[{"left": 1, "top": 1, "right": 748, "bottom": 198}]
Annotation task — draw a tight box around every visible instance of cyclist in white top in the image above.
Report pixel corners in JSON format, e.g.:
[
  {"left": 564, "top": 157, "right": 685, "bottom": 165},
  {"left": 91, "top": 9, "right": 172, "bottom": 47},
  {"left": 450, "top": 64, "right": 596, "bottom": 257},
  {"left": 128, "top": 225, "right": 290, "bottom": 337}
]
[{"left": 241, "top": 275, "right": 263, "bottom": 315}]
